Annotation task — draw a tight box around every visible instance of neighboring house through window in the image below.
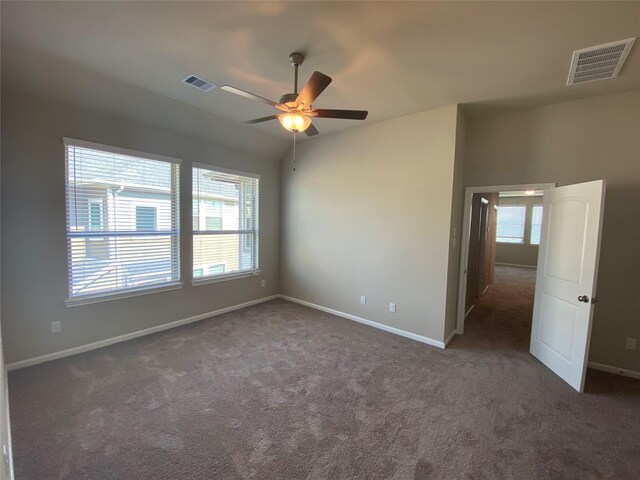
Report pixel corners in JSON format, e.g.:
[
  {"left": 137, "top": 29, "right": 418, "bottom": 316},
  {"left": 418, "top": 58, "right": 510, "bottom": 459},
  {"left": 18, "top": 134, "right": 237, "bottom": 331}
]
[
  {"left": 192, "top": 164, "right": 259, "bottom": 282},
  {"left": 64, "top": 138, "right": 181, "bottom": 303}
]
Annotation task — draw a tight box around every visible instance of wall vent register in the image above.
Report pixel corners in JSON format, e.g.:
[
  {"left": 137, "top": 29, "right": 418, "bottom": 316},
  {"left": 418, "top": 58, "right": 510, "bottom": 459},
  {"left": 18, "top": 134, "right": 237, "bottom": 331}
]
[{"left": 567, "top": 38, "right": 635, "bottom": 85}]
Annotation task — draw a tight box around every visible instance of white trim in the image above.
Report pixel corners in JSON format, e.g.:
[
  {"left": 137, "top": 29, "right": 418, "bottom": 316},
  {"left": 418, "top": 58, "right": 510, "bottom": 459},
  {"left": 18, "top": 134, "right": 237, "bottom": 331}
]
[
  {"left": 444, "top": 330, "right": 457, "bottom": 347},
  {"left": 495, "top": 262, "right": 537, "bottom": 269},
  {"left": 456, "top": 183, "right": 556, "bottom": 335},
  {"left": 7, "top": 295, "right": 279, "bottom": 371},
  {"left": 279, "top": 295, "right": 446, "bottom": 349},
  {"left": 192, "top": 162, "right": 261, "bottom": 179},
  {"left": 191, "top": 270, "right": 260, "bottom": 286},
  {"left": 65, "top": 282, "right": 183, "bottom": 307},
  {"left": 63, "top": 137, "right": 182, "bottom": 165},
  {"left": 588, "top": 361, "right": 640, "bottom": 380}
]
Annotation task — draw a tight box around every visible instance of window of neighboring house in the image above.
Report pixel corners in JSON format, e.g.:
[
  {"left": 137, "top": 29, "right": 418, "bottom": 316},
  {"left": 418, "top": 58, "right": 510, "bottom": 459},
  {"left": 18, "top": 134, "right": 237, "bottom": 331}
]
[
  {"left": 86, "top": 199, "right": 108, "bottom": 259},
  {"left": 88, "top": 200, "right": 104, "bottom": 231},
  {"left": 530, "top": 205, "right": 543, "bottom": 245},
  {"left": 136, "top": 206, "right": 157, "bottom": 232},
  {"left": 65, "top": 138, "right": 181, "bottom": 304},
  {"left": 208, "top": 264, "right": 225, "bottom": 276},
  {"left": 496, "top": 205, "right": 526, "bottom": 243},
  {"left": 192, "top": 164, "right": 259, "bottom": 282},
  {"left": 205, "top": 216, "right": 222, "bottom": 230}
]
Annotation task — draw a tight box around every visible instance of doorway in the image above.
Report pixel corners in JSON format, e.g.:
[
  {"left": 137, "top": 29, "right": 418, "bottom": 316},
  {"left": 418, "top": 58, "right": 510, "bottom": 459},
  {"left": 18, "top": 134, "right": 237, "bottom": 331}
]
[
  {"left": 456, "top": 184, "right": 555, "bottom": 336},
  {"left": 456, "top": 181, "right": 607, "bottom": 392},
  {"left": 462, "top": 189, "right": 545, "bottom": 349},
  {"left": 463, "top": 187, "right": 543, "bottom": 350}
]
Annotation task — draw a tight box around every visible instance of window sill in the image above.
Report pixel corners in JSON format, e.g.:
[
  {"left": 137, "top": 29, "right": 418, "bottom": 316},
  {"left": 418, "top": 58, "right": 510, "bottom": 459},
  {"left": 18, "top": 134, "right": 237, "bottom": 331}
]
[
  {"left": 191, "top": 270, "right": 260, "bottom": 287},
  {"left": 497, "top": 242, "right": 540, "bottom": 246},
  {"left": 65, "top": 282, "right": 183, "bottom": 307}
]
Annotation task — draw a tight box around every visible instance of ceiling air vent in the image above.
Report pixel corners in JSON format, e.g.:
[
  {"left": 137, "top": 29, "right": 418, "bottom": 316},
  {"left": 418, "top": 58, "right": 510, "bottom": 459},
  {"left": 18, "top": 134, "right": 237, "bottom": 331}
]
[
  {"left": 181, "top": 74, "right": 217, "bottom": 92},
  {"left": 567, "top": 38, "right": 635, "bottom": 85}
]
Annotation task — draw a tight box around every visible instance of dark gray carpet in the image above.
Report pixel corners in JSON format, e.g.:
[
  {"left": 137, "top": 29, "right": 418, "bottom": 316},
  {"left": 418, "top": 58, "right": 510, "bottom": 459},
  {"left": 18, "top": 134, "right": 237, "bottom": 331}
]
[{"left": 8, "top": 266, "right": 640, "bottom": 479}]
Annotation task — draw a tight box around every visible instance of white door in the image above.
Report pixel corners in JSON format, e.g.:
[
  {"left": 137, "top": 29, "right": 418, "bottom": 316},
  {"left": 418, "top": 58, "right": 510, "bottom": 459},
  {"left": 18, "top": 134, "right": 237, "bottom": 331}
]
[{"left": 530, "top": 180, "right": 606, "bottom": 392}]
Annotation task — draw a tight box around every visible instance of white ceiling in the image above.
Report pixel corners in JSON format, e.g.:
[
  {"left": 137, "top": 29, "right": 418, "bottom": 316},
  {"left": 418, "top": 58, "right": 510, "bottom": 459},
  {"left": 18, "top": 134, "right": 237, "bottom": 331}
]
[{"left": 2, "top": 1, "right": 639, "bottom": 152}]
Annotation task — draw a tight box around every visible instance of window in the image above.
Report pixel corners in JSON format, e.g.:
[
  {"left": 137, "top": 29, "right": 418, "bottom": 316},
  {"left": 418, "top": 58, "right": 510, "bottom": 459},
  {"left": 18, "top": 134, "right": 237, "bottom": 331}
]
[
  {"left": 88, "top": 199, "right": 104, "bottom": 231},
  {"left": 192, "top": 164, "right": 259, "bottom": 282},
  {"left": 496, "top": 205, "right": 526, "bottom": 243},
  {"left": 208, "top": 264, "right": 225, "bottom": 276},
  {"left": 136, "top": 206, "right": 157, "bottom": 232},
  {"left": 530, "top": 205, "right": 543, "bottom": 245},
  {"left": 65, "top": 138, "right": 181, "bottom": 303}
]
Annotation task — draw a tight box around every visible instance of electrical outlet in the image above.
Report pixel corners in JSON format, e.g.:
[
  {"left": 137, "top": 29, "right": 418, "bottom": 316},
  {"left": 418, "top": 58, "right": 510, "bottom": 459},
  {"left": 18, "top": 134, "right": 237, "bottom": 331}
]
[
  {"left": 625, "top": 338, "right": 637, "bottom": 350},
  {"left": 51, "top": 321, "right": 61, "bottom": 333},
  {"left": 389, "top": 303, "right": 396, "bottom": 313},
  {"left": 260, "top": 280, "right": 266, "bottom": 287},
  {"left": 360, "top": 296, "right": 366, "bottom": 305}
]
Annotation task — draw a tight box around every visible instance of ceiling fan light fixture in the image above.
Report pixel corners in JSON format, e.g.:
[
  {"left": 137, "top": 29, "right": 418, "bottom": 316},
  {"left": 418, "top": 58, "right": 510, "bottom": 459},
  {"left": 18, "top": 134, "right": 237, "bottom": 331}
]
[{"left": 278, "top": 112, "right": 311, "bottom": 132}]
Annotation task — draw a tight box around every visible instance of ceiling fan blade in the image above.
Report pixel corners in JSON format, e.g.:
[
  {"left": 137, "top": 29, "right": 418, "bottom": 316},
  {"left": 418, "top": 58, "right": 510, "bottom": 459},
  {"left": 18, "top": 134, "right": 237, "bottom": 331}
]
[
  {"left": 295, "top": 71, "right": 332, "bottom": 108},
  {"left": 310, "top": 109, "right": 368, "bottom": 120},
  {"left": 304, "top": 123, "right": 319, "bottom": 137},
  {"left": 220, "top": 85, "right": 279, "bottom": 108},
  {"left": 243, "top": 115, "right": 278, "bottom": 125}
]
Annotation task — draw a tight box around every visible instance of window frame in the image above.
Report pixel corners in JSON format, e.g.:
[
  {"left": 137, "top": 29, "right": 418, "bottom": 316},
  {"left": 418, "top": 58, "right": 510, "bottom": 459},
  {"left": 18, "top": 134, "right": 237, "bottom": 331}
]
[
  {"left": 64, "top": 138, "right": 183, "bottom": 306},
  {"left": 530, "top": 204, "right": 544, "bottom": 245},
  {"left": 191, "top": 163, "right": 260, "bottom": 286}
]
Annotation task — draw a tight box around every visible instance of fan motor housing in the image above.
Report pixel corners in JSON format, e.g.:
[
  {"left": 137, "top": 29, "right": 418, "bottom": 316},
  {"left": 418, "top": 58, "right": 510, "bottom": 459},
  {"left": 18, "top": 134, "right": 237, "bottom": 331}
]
[{"left": 279, "top": 93, "right": 298, "bottom": 107}]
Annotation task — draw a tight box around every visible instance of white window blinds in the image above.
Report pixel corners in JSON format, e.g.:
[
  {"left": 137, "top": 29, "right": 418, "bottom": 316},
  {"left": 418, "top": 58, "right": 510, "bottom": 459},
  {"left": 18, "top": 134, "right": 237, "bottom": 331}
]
[
  {"left": 192, "top": 164, "right": 259, "bottom": 281},
  {"left": 64, "top": 139, "right": 181, "bottom": 302}
]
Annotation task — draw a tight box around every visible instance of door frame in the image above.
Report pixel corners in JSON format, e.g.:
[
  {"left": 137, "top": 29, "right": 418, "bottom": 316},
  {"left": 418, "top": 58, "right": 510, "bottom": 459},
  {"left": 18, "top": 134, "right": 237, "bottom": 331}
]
[{"left": 456, "top": 183, "right": 556, "bottom": 335}]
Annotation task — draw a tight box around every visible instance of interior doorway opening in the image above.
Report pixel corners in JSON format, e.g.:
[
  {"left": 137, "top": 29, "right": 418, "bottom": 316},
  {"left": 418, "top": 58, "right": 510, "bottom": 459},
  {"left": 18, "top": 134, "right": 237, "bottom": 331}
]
[{"left": 456, "top": 184, "right": 555, "bottom": 337}]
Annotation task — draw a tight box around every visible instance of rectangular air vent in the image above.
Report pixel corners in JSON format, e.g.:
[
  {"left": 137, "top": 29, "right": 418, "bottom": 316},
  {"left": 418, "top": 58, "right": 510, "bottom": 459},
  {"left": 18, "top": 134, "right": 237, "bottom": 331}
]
[
  {"left": 567, "top": 38, "right": 635, "bottom": 85},
  {"left": 181, "top": 74, "right": 217, "bottom": 92}
]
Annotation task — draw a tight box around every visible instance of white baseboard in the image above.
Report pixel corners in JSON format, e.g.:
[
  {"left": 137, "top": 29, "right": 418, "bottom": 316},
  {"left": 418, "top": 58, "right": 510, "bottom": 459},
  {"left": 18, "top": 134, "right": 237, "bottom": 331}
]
[
  {"left": 495, "top": 262, "right": 537, "bottom": 269},
  {"left": 588, "top": 361, "right": 640, "bottom": 380},
  {"left": 279, "top": 295, "right": 446, "bottom": 349},
  {"left": 464, "top": 304, "right": 475, "bottom": 319},
  {"left": 6, "top": 295, "right": 280, "bottom": 371}
]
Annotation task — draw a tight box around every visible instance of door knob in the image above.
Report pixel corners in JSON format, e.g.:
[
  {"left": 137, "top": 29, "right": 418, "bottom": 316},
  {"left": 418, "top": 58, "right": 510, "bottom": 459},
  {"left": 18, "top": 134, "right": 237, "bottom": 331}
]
[{"left": 578, "top": 295, "right": 589, "bottom": 303}]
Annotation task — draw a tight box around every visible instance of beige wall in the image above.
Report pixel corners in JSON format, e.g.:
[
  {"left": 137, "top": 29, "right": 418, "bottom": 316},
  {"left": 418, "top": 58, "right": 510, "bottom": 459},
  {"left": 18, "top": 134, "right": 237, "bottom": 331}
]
[
  {"left": 495, "top": 195, "right": 542, "bottom": 267},
  {"left": 443, "top": 108, "right": 466, "bottom": 339},
  {"left": 281, "top": 105, "right": 459, "bottom": 343},
  {"left": 495, "top": 243, "right": 538, "bottom": 267},
  {"left": 465, "top": 89, "right": 640, "bottom": 372},
  {"left": 1, "top": 87, "right": 281, "bottom": 364}
]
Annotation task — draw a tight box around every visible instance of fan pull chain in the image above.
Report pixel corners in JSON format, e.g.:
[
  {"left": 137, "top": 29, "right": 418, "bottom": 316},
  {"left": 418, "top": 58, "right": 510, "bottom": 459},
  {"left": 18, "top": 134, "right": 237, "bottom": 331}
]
[{"left": 293, "top": 131, "right": 296, "bottom": 172}]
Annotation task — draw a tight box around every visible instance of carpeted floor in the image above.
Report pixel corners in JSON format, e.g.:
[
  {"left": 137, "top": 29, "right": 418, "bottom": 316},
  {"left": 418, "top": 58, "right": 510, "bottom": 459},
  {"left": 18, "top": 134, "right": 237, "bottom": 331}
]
[{"left": 8, "top": 266, "right": 640, "bottom": 479}]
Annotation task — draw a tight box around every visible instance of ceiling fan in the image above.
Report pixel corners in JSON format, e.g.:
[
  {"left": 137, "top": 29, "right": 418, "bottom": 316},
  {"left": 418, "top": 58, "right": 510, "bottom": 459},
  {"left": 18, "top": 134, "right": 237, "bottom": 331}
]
[{"left": 220, "top": 52, "right": 368, "bottom": 137}]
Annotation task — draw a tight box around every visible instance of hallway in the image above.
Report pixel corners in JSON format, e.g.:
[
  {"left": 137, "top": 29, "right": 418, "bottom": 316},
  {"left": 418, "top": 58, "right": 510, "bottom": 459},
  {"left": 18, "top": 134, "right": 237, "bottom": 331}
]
[{"left": 465, "top": 265, "right": 537, "bottom": 351}]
